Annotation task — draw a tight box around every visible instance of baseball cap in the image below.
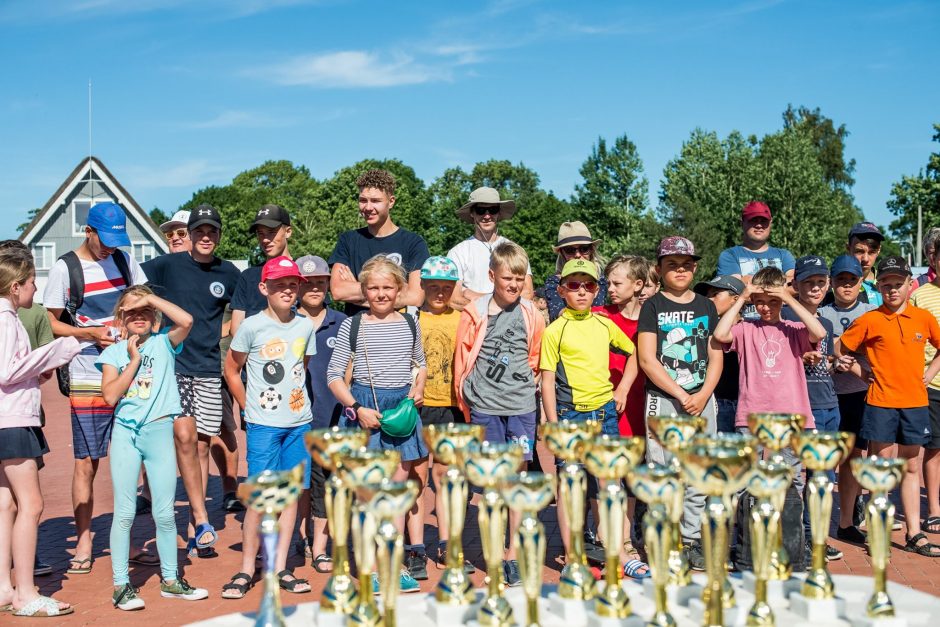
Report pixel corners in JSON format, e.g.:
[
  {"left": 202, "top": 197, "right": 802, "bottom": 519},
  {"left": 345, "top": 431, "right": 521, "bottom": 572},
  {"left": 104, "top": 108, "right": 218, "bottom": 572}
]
[
  {"left": 829, "top": 254, "right": 863, "bottom": 278},
  {"left": 694, "top": 275, "right": 744, "bottom": 296},
  {"left": 876, "top": 255, "right": 911, "bottom": 278},
  {"left": 295, "top": 255, "right": 330, "bottom": 277},
  {"left": 560, "top": 258, "right": 599, "bottom": 280},
  {"left": 188, "top": 204, "right": 222, "bottom": 231},
  {"left": 261, "top": 256, "right": 305, "bottom": 282},
  {"left": 794, "top": 255, "right": 829, "bottom": 281},
  {"left": 86, "top": 202, "right": 131, "bottom": 248},
  {"left": 848, "top": 221, "right": 884, "bottom": 242},
  {"left": 160, "top": 210, "right": 190, "bottom": 232},
  {"left": 657, "top": 235, "right": 701, "bottom": 261},
  {"left": 420, "top": 256, "right": 460, "bottom": 281},
  {"left": 249, "top": 204, "right": 291, "bottom": 233},
  {"left": 742, "top": 201, "right": 772, "bottom": 221}
]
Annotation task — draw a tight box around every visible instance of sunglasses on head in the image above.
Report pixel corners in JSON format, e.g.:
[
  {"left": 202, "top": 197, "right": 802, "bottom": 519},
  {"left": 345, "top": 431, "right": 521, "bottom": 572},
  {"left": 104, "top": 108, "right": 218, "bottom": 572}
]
[
  {"left": 561, "top": 244, "right": 593, "bottom": 255},
  {"left": 473, "top": 205, "right": 500, "bottom": 216},
  {"left": 164, "top": 228, "right": 188, "bottom": 240},
  {"left": 562, "top": 280, "right": 598, "bottom": 292}
]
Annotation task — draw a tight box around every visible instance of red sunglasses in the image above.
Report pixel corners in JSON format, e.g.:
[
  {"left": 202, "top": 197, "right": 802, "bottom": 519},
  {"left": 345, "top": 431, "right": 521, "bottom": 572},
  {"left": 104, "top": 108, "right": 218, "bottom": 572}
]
[{"left": 562, "top": 280, "right": 598, "bottom": 292}]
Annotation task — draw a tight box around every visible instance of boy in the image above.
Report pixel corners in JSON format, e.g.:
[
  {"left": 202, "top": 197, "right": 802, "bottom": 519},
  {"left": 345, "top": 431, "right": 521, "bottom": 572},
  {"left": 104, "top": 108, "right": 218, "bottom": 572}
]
[
  {"left": 454, "top": 241, "right": 545, "bottom": 586},
  {"left": 847, "top": 222, "right": 884, "bottom": 306},
  {"left": 639, "top": 267, "right": 659, "bottom": 305},
  {"left": 329, "top": 169, "right": 430, "bottom": 314},
  {"left": 294, "top": 255, "right": 347, "bottom": 573},
  {"left": 637, "top": 236, "right": 723, "bottom": 570},
  {"left": 222, "top": 256, "right": 318, "bottom": 598},
  {"left": 836, "top": 256, "right": 940, "bottom": 557}
]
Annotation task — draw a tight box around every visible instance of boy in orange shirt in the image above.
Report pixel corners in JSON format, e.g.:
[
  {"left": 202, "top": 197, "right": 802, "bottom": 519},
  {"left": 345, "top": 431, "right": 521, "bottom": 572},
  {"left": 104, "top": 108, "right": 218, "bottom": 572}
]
[{"left": 836, "top": 256, "right": 940, "bottom": 557}]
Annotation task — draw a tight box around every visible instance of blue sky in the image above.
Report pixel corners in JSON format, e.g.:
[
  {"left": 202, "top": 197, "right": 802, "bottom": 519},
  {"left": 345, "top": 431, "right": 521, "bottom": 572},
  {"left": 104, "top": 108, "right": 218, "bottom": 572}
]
[{"left": 2, "top": 0, "right": 937, "bottom": 242}]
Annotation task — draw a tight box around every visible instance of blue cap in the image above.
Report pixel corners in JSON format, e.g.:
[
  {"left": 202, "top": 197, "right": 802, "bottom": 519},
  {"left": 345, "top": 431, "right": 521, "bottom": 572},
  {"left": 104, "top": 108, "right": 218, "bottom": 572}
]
[
  {"left": 794, "top": 255, "right": 829, "bottom": 281},
  {"left": 829, "top": 254, "right": 863, "bottom": 278},
  {"left": 86, "top": 202, "right": 131, "bottom": 248}
]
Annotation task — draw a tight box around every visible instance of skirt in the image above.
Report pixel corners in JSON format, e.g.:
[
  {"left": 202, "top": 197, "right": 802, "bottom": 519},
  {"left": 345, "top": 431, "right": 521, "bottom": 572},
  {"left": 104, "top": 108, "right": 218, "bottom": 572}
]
[
  {"left": 0, "top": 426, "right": 49, "bottom": 468},
  {"left": 347, "top": 383, "right": 428, "bottom": 462}
]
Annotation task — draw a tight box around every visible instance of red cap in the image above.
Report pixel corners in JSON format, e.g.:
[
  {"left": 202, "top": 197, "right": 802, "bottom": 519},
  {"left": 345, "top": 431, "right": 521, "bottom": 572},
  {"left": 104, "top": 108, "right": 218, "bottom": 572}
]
[
  {"left": 742, "top": 201, "right": 771, "bottom": 221},
  {"left": 262, "top": 256, "right": 305, "bottom": 282}
]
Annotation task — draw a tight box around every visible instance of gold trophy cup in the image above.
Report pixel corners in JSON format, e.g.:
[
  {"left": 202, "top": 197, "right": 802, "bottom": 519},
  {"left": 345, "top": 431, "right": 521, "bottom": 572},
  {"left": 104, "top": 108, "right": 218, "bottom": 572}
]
[
  {"left": 355, "top": 480, "right": 420, "bottom": 627},
  {"left": 237, "top": 463, "right": 305, "bottom": 627},
  {"left": 461, "top": 441, "right": 525, "bottom": 627},
  {"left": 627, "top": 463, "right": 683, "bottom": 627},
  {"left": 305, "top": 427, "right": 370, "bottom": 615},
  {"left": 680, "top": 434, "right": 756, "bottom": 627},
  {"left": 540, "top": 419, "right": 602, "bottom": 602},
  {"left": 851, "top": 456, "right": 907, "bottom": 619},
  {"left": 422, "top": 423, "right": 485, "bottom": 608},
  {"left": 499, "top": 472, "right": 557, "bottom": 627},
  {"left": 583, "top": 434, "right": 646, "bottom": 620}
]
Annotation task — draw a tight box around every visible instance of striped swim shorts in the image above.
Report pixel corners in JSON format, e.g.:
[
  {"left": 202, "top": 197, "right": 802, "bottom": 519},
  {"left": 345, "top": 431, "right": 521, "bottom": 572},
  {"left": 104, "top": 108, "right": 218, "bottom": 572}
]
[{"left": 177, "top": 375, "right": 224, "bottom": 437}]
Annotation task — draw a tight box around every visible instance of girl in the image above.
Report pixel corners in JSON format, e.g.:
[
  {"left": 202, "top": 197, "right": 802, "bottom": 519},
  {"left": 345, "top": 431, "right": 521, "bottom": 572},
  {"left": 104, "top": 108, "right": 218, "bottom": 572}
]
[
  {"left": 97, "top": 285, "right": 208, "bottom": 610},
  {"left": 327, "top": 255, "right": 428, "bottom": 592},
  {"left": 0, "top": 249, "right": 81, "bottom": 617}
]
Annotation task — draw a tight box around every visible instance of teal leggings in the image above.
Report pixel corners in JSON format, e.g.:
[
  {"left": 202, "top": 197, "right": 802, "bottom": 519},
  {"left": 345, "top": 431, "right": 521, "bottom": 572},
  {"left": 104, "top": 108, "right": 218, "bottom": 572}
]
[{"left": 110, "top": 418, "right": 178, "bottom": 585}]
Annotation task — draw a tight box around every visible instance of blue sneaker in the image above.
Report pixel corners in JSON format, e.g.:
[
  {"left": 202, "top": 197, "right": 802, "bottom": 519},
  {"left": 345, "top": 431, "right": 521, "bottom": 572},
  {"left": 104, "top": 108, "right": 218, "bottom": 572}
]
[
  {"left": 372, "top": 573, "right": 380, "bottom": 595},
  {"left": 399, "top": 569, "right": 421, "bottom": 593}
]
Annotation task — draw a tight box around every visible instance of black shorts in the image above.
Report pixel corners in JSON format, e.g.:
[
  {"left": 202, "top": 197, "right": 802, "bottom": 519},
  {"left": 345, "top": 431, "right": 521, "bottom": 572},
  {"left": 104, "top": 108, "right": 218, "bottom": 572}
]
[
  {"left": 861, "top": 404, "right": 930, "bottom": 447},
  {"left": 309, "top": 461, "right": 330, "bottom": 519},
  {"left": 0, "top": 426, "right": 49, "bottom": 469},
  {"left": 837, "top": 391, "right": 868, "bottom": 451},
  {"left": 927, "top": 389, "right": 940, "bottom": 450},
  {"left": 419, "top": 405, "right": 462, "bottom": 426}
]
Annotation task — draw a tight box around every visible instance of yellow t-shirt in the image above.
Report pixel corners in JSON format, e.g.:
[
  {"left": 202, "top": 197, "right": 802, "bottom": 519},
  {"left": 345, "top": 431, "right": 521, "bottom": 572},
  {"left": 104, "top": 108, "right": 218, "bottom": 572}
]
[
  {"left": 420, "top": 308, "right": 461, "bottom": 407},
  {"left": 911, "top": 282, "right": 940, "bottom": 390}
]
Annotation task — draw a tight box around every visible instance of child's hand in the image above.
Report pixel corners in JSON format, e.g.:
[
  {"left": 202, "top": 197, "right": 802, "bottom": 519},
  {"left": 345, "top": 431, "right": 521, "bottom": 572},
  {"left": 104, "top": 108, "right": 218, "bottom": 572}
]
[
  {"left": 408, "top": 389, "right": 424, "bottom": 408},
  {"left": 613, "top": 387, "right": 628, "bottom": 414},
  {"left": 835, "top": 355, "right": 855, "bottom": 372},
  {"left": 762, "top": 285, "right": 792, "bottom": 303},
  {"left": 681, "top": 391, "right": 707, "bottom": 416},
  {"left": 85, "top": 326, "right": 116, "bottom": 348},
  {"left": 802, "top": 351, "right": 824, "bottom": 367},
  {"left": 127, "top": 335, "right": 141, "bottom": 361},
  {"left": 741, "top": 283, "right": 761, "bottom": 301},
  {"left": 356, "top": 407, "right": 382, "bottom": 429}
]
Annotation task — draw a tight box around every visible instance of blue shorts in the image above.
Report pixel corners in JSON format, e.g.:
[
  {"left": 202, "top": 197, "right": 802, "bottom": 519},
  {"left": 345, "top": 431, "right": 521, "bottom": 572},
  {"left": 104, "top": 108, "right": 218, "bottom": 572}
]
[
  {"left": 557, "top": 399, "right": 619, "bottom": 437},
  {"left": 861, "top": 405, "right": 930, "bottom": 447},
  {"left": 347, "top": 383, "right": 428, "bottom": 463},
  {"left": 811, "top": 406, "right": 841, "bottom": 432},
  {"left": 246, "top": 422, "right": 312, "bottom": 488},
  {"left": 716, "top": 398, "right": 737, "bottom": 434},
  {"left": 469, "top": 409, "right": 537, "bottom": 461}
]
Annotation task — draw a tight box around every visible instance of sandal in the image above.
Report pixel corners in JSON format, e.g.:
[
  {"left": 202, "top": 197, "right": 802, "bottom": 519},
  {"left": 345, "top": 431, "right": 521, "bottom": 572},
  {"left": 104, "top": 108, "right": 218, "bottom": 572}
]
[
  {"left": 221, "top": 572, "right": 253, "bottom": 600},
  {"left": 277, "top": 569, "right": 311, "bottom": 594},
  {"left": 312, "top": 553, "right": 334, "bottom": 574},
  {"left": 67, "top": 557, "right": 92, "bottom": 574},
  {"left": 903, "top": 532, "right": 940, "bottom": 557},
  {"left": 623, "top": 558, "right": 651, "bottom": 580},
  {"left": 924, "top": 516, "right": 940, "bottom": 534},
  {"left": 186, "top": 538, "right": 218, "bottom": 559},
  {"left": 13, "top": 596, "right": 74, "bottom": 617},
  {"left": 193, "top": 522, "right": 218, "bottom": 549},
  {"left": 129, "top": 551, "right": 160, "bottom": 566}
]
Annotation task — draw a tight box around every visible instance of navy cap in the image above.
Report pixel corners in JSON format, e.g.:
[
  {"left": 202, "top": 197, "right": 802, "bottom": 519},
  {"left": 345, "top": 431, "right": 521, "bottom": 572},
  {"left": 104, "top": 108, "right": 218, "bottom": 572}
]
[
  {"left": 849, "top": 221, "right": 884, "bottom": 242},
  {"left": 794, "top": 255, "right": 829, "bottom": 281},
  {"left": 877, "top": 255, "right": 911, "bottom": 278},
  {"left": 694, "top": 275, "right": 745, "bottom": 296},
  {"left": 86, "top": 202, "right": 131, "bottom": 248},
  {"left": 829, "top": 254, "right": 863, "bottom": 278}
]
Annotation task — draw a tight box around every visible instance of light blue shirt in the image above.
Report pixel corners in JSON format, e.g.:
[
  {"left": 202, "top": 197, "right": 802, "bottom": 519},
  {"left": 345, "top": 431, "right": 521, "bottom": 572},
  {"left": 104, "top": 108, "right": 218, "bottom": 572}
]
[
  {"left": 96, "top": 331, "right": 183, "bottom": 428},
  {"left": 230, "top": 312, "right": 317, "bottom": 427},
  {"left": 716, "top": 245, "right": 796, "bottom": 277}
]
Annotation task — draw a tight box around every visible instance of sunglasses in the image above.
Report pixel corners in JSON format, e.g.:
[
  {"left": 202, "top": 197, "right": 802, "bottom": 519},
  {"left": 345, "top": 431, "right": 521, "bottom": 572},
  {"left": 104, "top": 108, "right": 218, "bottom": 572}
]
[
  {"left": 164, "top": 228, "right": 188, "bottom": 241},
  {"left": 473, "top": 205, "right": 500, "bottom": 216},
  {"left": 562, "top": 280, "right": 599, "bottom": 292},
  {"left": 561, "top": 245, "right": 593, "bottom": 255}
]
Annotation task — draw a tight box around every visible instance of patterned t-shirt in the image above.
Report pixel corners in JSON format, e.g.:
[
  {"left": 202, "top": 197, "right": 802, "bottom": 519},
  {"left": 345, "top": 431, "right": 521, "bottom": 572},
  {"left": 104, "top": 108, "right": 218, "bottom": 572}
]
[{"left": 418, "top": 308, "right": 460, "bottom": 407}]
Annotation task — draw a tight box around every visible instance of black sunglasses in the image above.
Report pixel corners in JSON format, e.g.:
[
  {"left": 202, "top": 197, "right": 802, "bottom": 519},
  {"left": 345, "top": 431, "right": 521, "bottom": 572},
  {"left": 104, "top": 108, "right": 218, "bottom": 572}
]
[
  {"left": 473, "top": 205, "right": 500, "bottom": 216},
  {"left": 561, "top": 244, "right": 593, "bottom": 255}
]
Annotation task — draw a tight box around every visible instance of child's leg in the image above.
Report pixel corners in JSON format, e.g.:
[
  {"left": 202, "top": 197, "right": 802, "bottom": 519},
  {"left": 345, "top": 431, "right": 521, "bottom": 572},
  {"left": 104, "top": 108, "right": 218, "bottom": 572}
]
[
  {"left": 174, "top": 416, "right": 209, "bottom": 542},
  {"left": 925, "top": 448, "right": 940, "bottom": 522},
  {"left": 507, "top": 411, "right": 537, "bottom": 561},
  {"left": 197, "top": 434, "right": 212, "bottom": 511},
  {"left": 275, "top": 502, "right": 300, "bottom": 573},
  {"left": 110, "top": 425, "right": 144, "bottom": 587},
  {"left": 274, "top": 423, "right": 311, "bottom": 582},
  {"left": 402, "top": 457, "right": 428, "bottom": 553},
  {"left": 431, "top": 459, "right": 448, "bottom": 546},
  {"left": 139, "top": 420, "right": 181, "bottom": 583},
  {"left": 1, "top": 457, "right": 52, "bottom": 607},
  {"left": 0, "top": 475, "right": 14, "bottom": 603}
]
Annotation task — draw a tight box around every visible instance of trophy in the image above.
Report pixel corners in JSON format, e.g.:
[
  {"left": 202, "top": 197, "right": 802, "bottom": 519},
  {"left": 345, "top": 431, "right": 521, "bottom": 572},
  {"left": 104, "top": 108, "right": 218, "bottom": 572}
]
[
  {"left": 791, "top": 430, "right": 854, "bottom": 616},
  {"left": 747, "top": 412, "right": 804, "bottom": 581},
  {"left": 338, "top": 448, "right": 402, "bottom": 627},
  {"left": 499, "top": 472, "right": 557, "bottom": 627},
  {"left": 679, "top": 434, "right": 756, "bottom": 627},
  {"left": 851, "top": 456, "right": 907, "bottom": 620},
  {"left": 355, "top": 480, "right": 420, "bottom": 627},
  {"left": 422, "top": 423, "right": 485, "bottom": 617},
  {"left": 305, "top": 427, "right": 370, "bottom": 616},
  {"left": 461, "top": 441, "right": 525, "bottom": 627},
  {"left": 582, "top": 434, "right": 646, "bottom": 623},
  {"left": 646, "top": 414, "right": 706, "bottom": 587},
  {"left": 744, "top": 460, "right": 794, "bottom": 627},
  {"left": 236, "top": 463, "right": 305, "bottom": 627},
  {"left": 540, "top": 419, "right": 602, "bottom": 609},
  {"left": 626, "top": 463, "right": 682, "bottom": 627}
]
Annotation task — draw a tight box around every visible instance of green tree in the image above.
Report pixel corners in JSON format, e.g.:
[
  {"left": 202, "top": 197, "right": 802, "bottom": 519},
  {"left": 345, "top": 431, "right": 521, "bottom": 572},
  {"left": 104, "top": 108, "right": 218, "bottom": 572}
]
[
  {"left": 149, "top": 207, "right": 169, "bottom": 225},
  {"left": 17, "top": 208, "right": 41, "bottom": 234},
  {"left": 888, "top": 123, "right": 940, "bottom": 249},
  {"left": 782, "top": 105, "right": 856, "bottom": 190}
]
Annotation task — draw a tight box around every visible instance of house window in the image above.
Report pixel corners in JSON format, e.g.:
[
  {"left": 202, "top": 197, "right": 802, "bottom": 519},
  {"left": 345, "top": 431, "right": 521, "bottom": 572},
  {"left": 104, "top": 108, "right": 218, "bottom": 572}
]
[
  {"left": 132, "top": 242, "right": 156, "bottom": 263},
  {"left": 72, "top": 200, "right": 92, "bottom": 235},
  {"left": 32, "top": 243, "right": 56, "bottom": 271}
]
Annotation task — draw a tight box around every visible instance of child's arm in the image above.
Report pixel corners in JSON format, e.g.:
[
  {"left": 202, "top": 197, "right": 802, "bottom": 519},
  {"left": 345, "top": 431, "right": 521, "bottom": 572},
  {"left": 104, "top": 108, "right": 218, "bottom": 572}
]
[
  {"left": 713, "top": 284, "right": 753, "bottom": 344},
  {"left": 684, "top": 339, "right": 724, "bottom": 415},
  {"left": 100, "top": 338, "right": 142, "bottom": 406},
  {"left": 327, "top": 379, "right": 381, "bottom": 429},
  {"left": 409, "top": 320, "right": 428, "bottom": 406},
  {"left": 541, "top": 371, "right": 558, "bottom": 422},
  {"left": 119, "top": 292, "right": 193, "bottom": 348},
  {"left": 613, "top": 354, "right": 636, "bottom": 414},
  {"left": 0, "top": 317, "right": 80, "bottom": 387},
  {"left": 764, "top": 286, "right": 826, "bottom": 342},
  {"left": 224, "top": 349, "right": 248, "bottom": 411}
]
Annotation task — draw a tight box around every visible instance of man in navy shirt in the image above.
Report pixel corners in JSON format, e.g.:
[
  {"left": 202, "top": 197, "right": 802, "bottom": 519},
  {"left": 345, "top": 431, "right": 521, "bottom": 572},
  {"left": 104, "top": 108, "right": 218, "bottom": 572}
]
[{"left": 143, "top": 205, "right": 241, "bottom": 555}]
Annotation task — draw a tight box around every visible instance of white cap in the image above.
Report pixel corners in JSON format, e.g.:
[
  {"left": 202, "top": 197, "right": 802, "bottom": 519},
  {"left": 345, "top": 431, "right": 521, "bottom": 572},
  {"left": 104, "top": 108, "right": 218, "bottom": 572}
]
[{"left": 160, "top": 210, "right": 190, "bottom": 232}]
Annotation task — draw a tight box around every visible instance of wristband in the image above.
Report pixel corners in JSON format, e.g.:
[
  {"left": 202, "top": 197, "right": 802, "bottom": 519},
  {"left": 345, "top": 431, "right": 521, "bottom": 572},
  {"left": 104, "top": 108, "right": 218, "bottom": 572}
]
[{"left": 351, "top": 402, "right": 362, "bottom": 413}]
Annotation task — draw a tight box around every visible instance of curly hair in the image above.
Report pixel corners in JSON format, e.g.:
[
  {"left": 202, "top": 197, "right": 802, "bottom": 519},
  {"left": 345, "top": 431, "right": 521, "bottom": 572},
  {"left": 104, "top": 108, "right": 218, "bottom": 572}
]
[{"left": 356, "top": 169, "right": 396, "bottom": 197}]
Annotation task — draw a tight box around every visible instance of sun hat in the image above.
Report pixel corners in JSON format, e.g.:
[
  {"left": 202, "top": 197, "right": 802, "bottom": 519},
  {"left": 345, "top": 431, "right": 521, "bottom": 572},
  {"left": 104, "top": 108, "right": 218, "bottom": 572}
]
[
  {"left": 295, "top": 255, "right": 330, "bottom": 277},
  {"left": 456, "top": 187, "right": 517, "bottom": 223},
  {"left": 553, "top": 221, "right": 601, "bottom": 251},
  {"left": 694, "top": 275, "right": 745, "bottom": 296},
  {"left": 261, "top": 256, "right": 305, "bottom": 282},
  {"left": 560, "top": 258, "right": 599, "bottom": 281},
  {"left": 420, "top": 256, "right": 460, "bottom": 281},
  {"left": 656, "top": 235, "right": 701, "bottom": 260},
  {"left": 160, "top": 210, "right": 190, "bottom": 232},
  {"left": 86, "top": 202, "right": 131, "bottom": 248}
]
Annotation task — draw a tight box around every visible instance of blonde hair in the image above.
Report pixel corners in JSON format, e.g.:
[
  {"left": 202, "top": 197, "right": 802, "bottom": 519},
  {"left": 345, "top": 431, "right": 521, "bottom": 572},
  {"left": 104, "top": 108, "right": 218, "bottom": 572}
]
[
  {"left": 0, "top": 249, "right": 34, "bottom": 296},
  {"left": 359, "top": 255, "right": 407, "bottom": 290},
  {"left": 490, "top": 241, "right": 529, "bottom": 275},
  {"left": 605, "top": 255, "right": 651, "bottom": 283},
  {"left": 647, "top": 266, "right": 660, "bottom": 286},
  {"left": 751, "top": 266, "right": 786, "bottom": 289},
  {"left": 113, "top": 285, "right": 161, "bottom": 325}
]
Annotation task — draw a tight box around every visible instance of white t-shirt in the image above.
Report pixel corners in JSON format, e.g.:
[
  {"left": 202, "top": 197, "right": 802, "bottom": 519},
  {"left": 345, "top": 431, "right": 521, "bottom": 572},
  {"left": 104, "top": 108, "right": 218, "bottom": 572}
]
[{"left": 447, "top": 235, "right": 532, "bottom": 294}]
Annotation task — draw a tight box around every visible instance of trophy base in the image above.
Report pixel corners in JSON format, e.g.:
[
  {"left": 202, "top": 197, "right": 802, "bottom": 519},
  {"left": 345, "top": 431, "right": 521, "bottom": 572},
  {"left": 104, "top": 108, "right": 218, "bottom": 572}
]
[
  {"left": 585, "top": 609, "right": 644, "bottom": 627},
  {"left": 787, "top": 592, "right": 846, "bottom": 621},
  {"left": 852, "top": 616, "right": 908, "bottom": 627},
  {"left": 687, "top": 598, "right": 746, "bottom": 626},
  {"left": 741, "top": 571, "right": 802, "bottom": 603},
  {"left": 312, "top": 607, "right": 345, "bottom": 627},
  {"left": 548, "top": 592, "right": 591, "bottom": 624},
  {"left": 642, "top": 578, "right": 704, "bottom": 607},
  {"left": 426, "top": 595, "right": 480, "bottom": 626}
]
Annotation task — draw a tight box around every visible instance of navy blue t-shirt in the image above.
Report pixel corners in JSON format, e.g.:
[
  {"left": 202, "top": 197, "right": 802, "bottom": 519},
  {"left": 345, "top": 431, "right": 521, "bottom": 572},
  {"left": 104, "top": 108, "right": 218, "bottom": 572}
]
[
  {"left": 302, "top": 308, "right": 348, "bottom": 428},
  {"left": 781, "top": 306, "right": 838, "bottom": 410},
  {"left": 328, "top": 227, "right": 430, "bottom": 315},
  {"left": 230, "top": 265, "right": 266, "bottom": 319},
  {"left": 143, "top": 252, "right": 240, "bottom": 378}
]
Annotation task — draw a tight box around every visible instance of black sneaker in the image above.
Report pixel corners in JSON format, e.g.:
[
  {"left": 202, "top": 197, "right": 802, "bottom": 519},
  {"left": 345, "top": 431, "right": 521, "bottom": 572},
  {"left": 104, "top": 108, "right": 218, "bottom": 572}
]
[
  {"left": 223, "top": 492, "right": 246, "bottom": 512},
  {"left": 684, "top": 540, "right": 706, "bottom": 571},
  {"left": 825, "top": 544, "right": 843, "bottom": 561},
  {"left": 503, "top": 560, "right": 521, "bottom": 587},
  {"left": 437, "top": 547, "right": 476, "bottom": 574},
  {"left": 836, "top": 525, "right": 867, "bottom": 545},
  {"left": 406, "top": 551, "right": 428, "bottom": 581}
]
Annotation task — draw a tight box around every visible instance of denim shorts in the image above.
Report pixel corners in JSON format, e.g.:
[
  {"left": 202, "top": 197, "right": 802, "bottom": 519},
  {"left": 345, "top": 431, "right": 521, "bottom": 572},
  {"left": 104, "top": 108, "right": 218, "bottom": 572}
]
[
  {"left": 811, "top": 406, "right": 841, "bottom": 432},
  {"left": 557, "top": 399, "right": 619, "bottom": 437},
  {"left": 347, "top": 383, "right": 428, "bottom": 462},
  {"left": 469, "top": 409, "right": 537, "bottom": 461},
  {"left": 716, "top": 398, "right": 738, "bottom": 434},
  {"left": 246, "top": 421, "right": 312, "bottom": 488},
  {"left": 861, "top": 405, "right": 929, "bottom": 447}
]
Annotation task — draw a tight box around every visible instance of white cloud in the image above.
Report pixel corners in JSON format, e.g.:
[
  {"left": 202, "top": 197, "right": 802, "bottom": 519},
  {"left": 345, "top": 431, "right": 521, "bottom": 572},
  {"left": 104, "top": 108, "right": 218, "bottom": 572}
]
[
  {"left": 122, "top": 159, "right": 230, "bottom": 189},
  {"left": 249, "top": 50, "right": 449, "bottom": 88}
]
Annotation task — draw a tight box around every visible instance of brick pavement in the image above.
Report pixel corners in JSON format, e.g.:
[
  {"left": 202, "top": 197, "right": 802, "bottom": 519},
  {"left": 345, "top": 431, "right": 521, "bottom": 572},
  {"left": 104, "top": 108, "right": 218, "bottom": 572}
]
[{"left": 24, "top": 380, "right": 940, "bottom": 625}]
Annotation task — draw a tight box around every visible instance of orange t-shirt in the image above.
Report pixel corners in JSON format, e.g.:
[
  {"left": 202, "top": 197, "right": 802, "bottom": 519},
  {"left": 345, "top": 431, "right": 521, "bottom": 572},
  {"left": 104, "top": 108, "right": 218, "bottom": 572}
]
[{"left": 839, "top": 304, "right": 940, "bottom": 408}]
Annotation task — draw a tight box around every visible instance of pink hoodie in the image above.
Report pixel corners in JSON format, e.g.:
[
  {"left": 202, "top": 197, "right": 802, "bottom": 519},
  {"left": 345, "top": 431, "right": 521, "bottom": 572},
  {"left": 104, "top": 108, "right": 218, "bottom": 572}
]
[{"left": 0, "top": 299, "right": 81, "bottom": 428}]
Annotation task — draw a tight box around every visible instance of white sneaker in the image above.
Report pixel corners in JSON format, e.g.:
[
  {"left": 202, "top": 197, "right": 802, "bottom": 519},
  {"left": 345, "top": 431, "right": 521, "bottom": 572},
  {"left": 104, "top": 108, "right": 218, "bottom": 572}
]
[
  {"left": 161, "top": 577, "right": 209, "bottom": 601},
  {"left": 113, "top": 584, "right": 145, "bottom": 611}
]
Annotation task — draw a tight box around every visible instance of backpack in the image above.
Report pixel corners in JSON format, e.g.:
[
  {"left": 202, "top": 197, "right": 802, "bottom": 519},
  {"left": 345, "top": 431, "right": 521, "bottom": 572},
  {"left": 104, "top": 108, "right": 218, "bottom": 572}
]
[
  {"left": 54, "top": 250, "right": 133, "bottom": 396},
  {"left": 343, "top": 311, "right": 418, "bottom": 386}
]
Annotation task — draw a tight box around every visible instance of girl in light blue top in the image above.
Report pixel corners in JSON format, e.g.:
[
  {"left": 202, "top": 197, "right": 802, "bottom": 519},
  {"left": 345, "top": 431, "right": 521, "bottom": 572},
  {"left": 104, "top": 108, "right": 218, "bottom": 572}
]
[{"left": 96, "top": 285, "right": 207, "bottom": 610}]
